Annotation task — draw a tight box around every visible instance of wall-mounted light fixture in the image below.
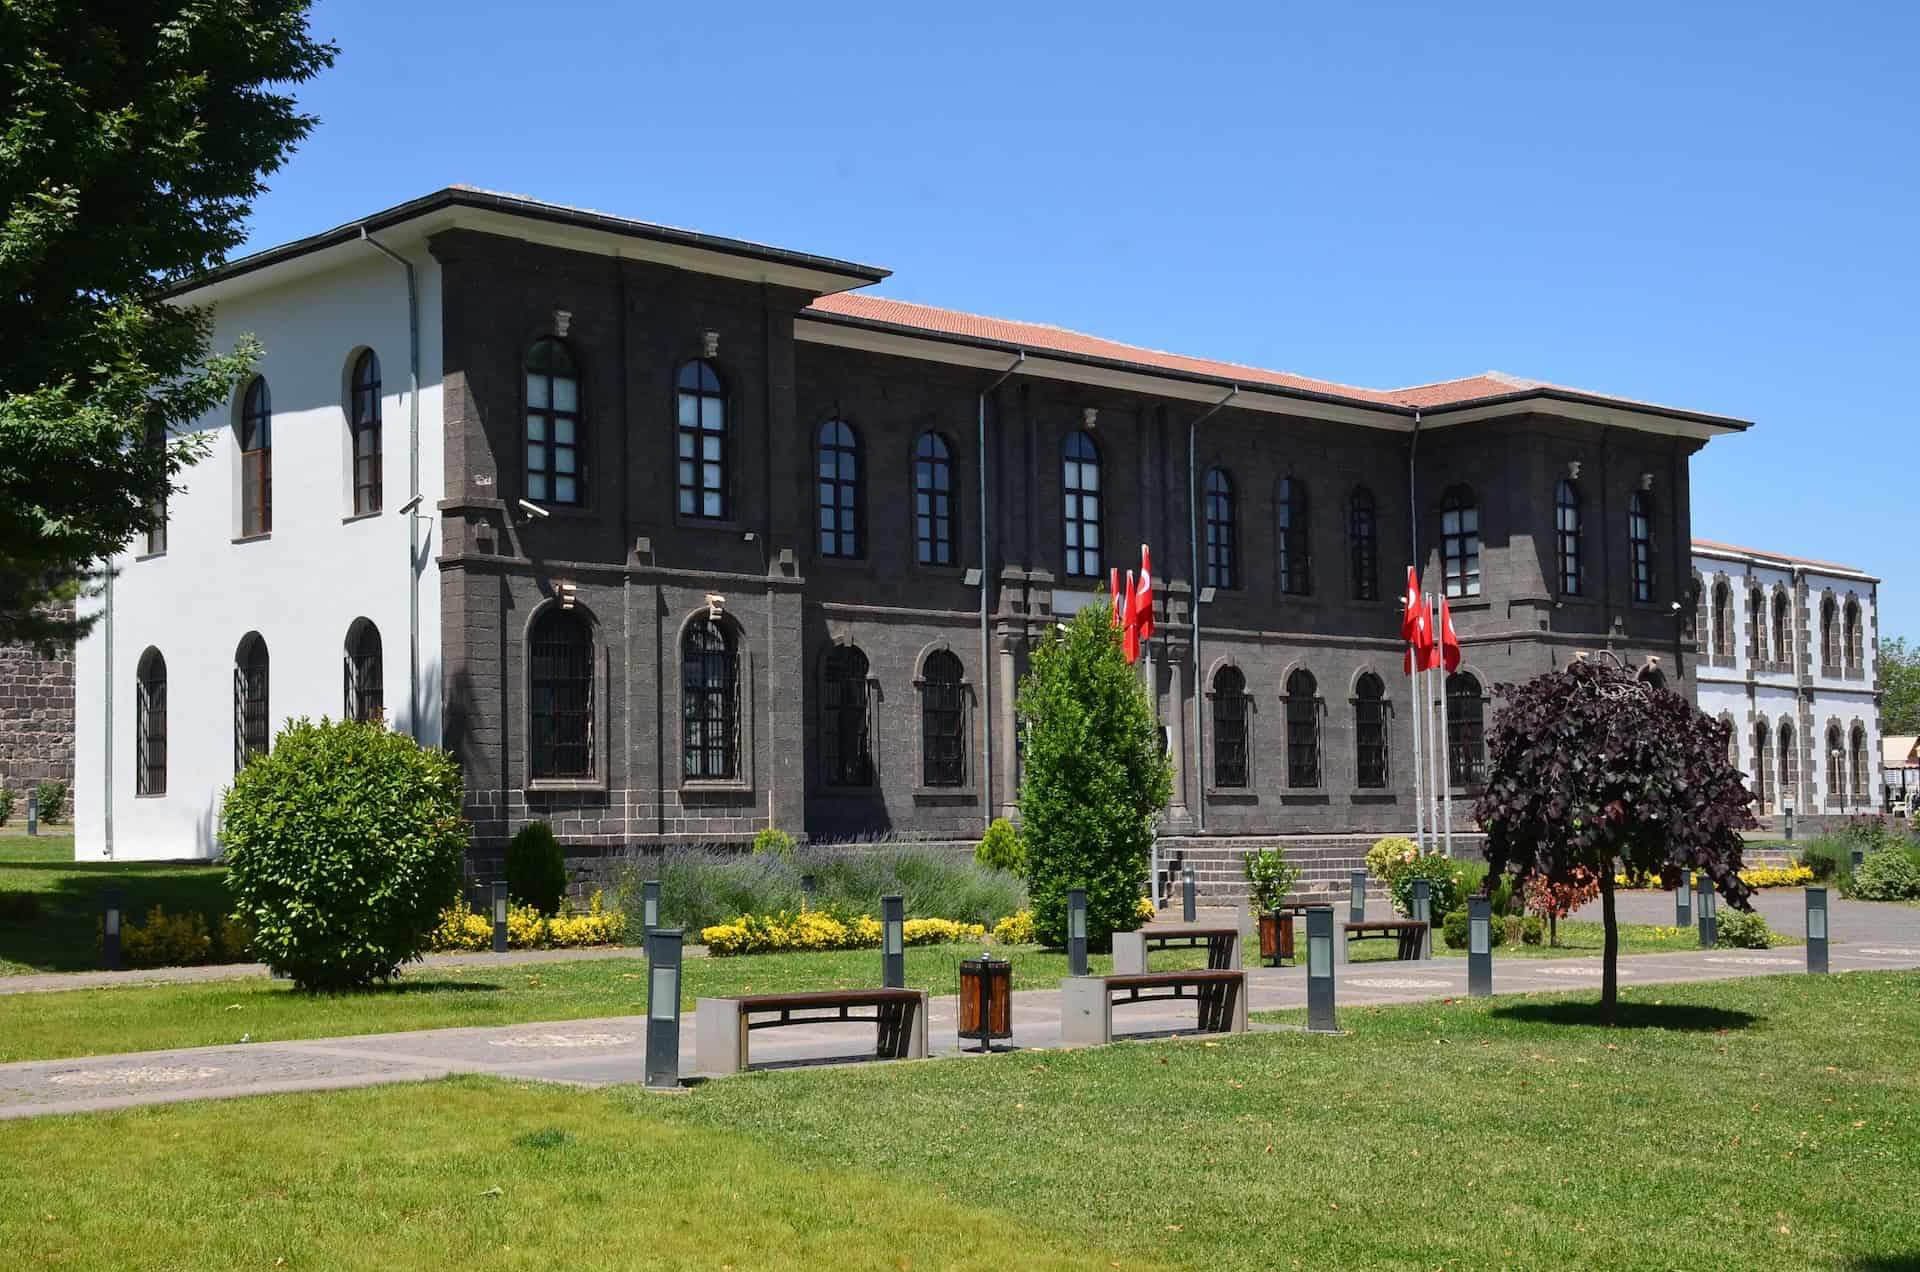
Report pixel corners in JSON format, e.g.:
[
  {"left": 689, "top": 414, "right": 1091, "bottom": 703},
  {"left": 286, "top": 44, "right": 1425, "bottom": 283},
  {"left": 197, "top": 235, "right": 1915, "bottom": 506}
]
[
  {"left": 557, "top": 582, "right": 577, "bottom": 610},
  {"left": 702, "top": 330, "right": 720, "bottom": 359},
  {"left": 962, "top": 568, "right": 983, "bottom": 587},
  {"left": 553, "top": 308, "right": 572, "bottom": 337},
  {"left": 705, "top": 593, "right": 726, "bottom": 621},
  {"left": 1567, "top": 460, "right": 1582, "bottom": 480},
  {"left": 1082, "top": 407, "right": 1098, "bottom": 429},
  {"left": 517, "top": 498, "right": 550, "bottom": 519},
  {"left": 1640, "top": 472, "right": 1655, "bottom": 491}
]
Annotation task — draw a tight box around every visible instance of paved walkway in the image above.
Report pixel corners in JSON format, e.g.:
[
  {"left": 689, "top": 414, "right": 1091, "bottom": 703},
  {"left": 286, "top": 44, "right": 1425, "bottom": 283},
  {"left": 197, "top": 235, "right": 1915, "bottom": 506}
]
[{"left": 3, "top": 907, "right": 1915, "bottom": 1121}]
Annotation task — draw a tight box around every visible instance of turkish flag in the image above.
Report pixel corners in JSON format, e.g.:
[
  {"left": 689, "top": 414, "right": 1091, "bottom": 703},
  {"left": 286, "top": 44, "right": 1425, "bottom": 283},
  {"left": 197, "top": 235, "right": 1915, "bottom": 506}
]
[
  {"left": 1131, "top": 544, "right": 1155, "bottom": 643},
  {"left": 1122, "top": 570, "right": 1140, "bottom": 664},
  {"left": 1403, "top": 568, "right": 1433, "bottom": 673},
  {"left": 1438, "top": 595, "right": 1461, "bottom": 674},
  {"left": 1400, "top": 567, "right": 1422, "bottom": 643},
  {"left": 1109, "top": 567, "right": 1123, "bottom": 628}
]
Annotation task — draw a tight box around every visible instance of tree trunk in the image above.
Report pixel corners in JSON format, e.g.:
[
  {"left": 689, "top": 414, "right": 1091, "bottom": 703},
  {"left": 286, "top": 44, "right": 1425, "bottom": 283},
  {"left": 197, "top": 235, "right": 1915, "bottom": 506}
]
[
  {"left": 1549, "top": 911, "right": 1558, "bottom": 948},
  {"left": 1599, "top": 863, "right": 1619, "bottom": 1025}
]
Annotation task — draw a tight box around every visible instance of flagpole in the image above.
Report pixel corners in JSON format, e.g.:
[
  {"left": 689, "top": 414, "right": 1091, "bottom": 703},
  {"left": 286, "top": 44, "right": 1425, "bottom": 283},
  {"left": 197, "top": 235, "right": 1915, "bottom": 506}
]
[
  {"left": 1438, "top": 640, "right": 1455, "bottom": 858},
  {"left": 1427, "top": 593, "right": 1444, "bottom": 856},
  {"left": 1409, "top": 624, "right": 1427, "bottom": 854}
]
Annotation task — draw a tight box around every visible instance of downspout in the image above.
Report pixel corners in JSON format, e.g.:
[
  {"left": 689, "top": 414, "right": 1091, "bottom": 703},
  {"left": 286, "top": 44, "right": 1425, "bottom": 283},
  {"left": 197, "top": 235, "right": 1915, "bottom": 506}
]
[
  {"left": 102, "top": 565, "right": 113, "bottom": 859},
  {"left": 978, "top": 353, "right": 1024, "bottom": 833},
  {"left": 1187, "top": 386, "right": 1238, "bottom": 834},
  {"left": 360, "top": 228, "right": 423, "bottom": 740}
]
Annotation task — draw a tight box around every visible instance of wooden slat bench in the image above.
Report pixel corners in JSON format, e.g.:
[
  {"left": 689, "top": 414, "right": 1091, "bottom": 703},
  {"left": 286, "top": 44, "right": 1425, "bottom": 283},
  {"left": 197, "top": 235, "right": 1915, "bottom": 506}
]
[
  {"left": 1112, "top": 926, "right": 1241, "bottom": 974},
  {"left": 694, "top": 987, "right": 929, "bottom": 1076},
  {"left": 1336, "top": 920, "right": 1427, "bottom": 964},
  {"left": 1060, "top": 969, "right": 1248, "bottom": 1045}
]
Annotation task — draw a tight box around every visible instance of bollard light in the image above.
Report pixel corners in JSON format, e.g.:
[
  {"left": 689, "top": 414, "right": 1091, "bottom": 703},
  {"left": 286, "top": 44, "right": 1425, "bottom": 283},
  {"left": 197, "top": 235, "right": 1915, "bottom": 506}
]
[
  {"left": 1349, "top": 870, "right": 1366, "bottom": 925},
  {"left": 1850, "top": 844, "right": 1865, "bottom": 872},
  {"left": 1675, "top": 873, "right": 1692, "bottom": 927},
  {"left": 1696, "top": 874, "right": 1717, "bottom": 948},
  {"left": 882, "top": 894, "right": 905, "bottom": 988},
  {"left": 492, "top": 881, "right": 509, "bottom": 953},
  {"left": 102, "top": 888, "right": 123, "bottom": 972},
  {"left": 645, "top": 926, "right": 684, "bottom": 1089},
  {"left": 1067, "top": 887, "right": 1088, "bottom": 977},
  {"left": 1806, "top": 886, "right": 1829, "bottom": 975},
  {"left": 1411, "top": 878, "right": 1432, "bottom": 960},
  {"left": 642, "top": 879, "right": 661, "bottom": 935},
  {"left": 1305, "top": 905, "right": 1336, "bottom": 1033},
  {"left": 800, "top": 873, "right": 816, "bottom": 912},
  {"left": 1182, "top": 866, "right": 1197, "bottom": 923},
  {"left": 1467, "top": 895, "right": 1492, "bottom": 998},
  {"left": 25, "top": 792, "right": 38, "bottom": 837},
  {"left": 1784, "top": 799, "right": 1795, "bottom": 842}
]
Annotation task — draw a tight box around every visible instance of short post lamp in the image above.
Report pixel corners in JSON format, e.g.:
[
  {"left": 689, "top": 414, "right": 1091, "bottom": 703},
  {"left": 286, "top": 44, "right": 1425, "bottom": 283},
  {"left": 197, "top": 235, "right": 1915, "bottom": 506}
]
[
  {"left": 1305, "top": 905, "right": 1337, "bottom": 1033},
  {"left": 1410, "top": 878, "right": 1432, "bottom": 960},
  {"left": 957, "top": 952, "right": 1013, "bottom": 1052},
  {"left": 800, "top": 873, "right": 816, "bottom": 912},
  {"left": 25, "top": 792, "right": 37, "bottom": 837},
  {"left": 1806, "top": 886, "right": 1829, "bottom": 974},
  {"left": 1066, "top": 887, "right": 1089, "bottom": 977},
  {"left": 1675, "top": 872, "right": 1693, "bottom": 927},
  {"left": 1696, "top": 874, "right": 1717, "bottom": 948},
  {"left": 102, "top": 888, "right": 123, "bottom": 972},
  {"left": 491, "top": 881, "right": 509, "bottom": 954},
  {"left": 641, "top": 879, "right": 661, "bottom": 937},
  {"left": 1349, "top": 870, "right": 1367, "bottom": 925},
  {"left": 1181, "top": 866, "right": 1197, "bottom": 922},
  {"left": 1783, "top": 798, "right": 1796, "bottom": 842},
  {"left": 881, "top": 894, "right": 905, "bottom": 989},
  {"left": 1850, "top": 843, "right": 1866, "bottom": 873},
  {"left": 1467, "top": 895, "right": 1492, "bottom": 998},
  {"left": 644, "top": 926, "right": 684, "bottom": 1089}
]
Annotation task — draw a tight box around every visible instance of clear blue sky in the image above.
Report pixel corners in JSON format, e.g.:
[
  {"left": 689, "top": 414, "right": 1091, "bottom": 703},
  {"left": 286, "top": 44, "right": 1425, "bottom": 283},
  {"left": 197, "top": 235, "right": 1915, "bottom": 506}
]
[{"left": 248, "top": 1, "right": 1918, "bottom": 635}]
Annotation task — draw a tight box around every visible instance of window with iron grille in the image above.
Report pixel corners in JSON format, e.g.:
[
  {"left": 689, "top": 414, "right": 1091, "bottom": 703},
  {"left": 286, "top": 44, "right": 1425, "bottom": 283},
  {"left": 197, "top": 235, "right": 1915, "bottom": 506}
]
[
  {"left": 1554, "top": 480, "right": 1581, "bottom": 596},
  {"left": 1850, "top": 725, "right": 1868, "bottom": 801},
  {"left": 530, "top": 609, "right": 593, "bottom": 780},
  {"left": 234, "top": 633, "right": 269, "bottom": 771},
  {"left": 682, "top": 617, "right": 738, "bottom": 779},
  {"left": 817, "top": 420, "right": 861, "bottom": 558},
  {"left": 1355, "top": 673, "right": 1388, "bottom": 789},
  {"left": 136, "top": 648, "right": 166, "bottom": 796},
  {"left": 239, "top": 377, "right": 272, "bottom": 536},
  {"left": 1445, "top": 672, "right": 1484, "bottom": 786},
  {"left": 1712, "top": 583, "right": 1734, "bottom": 657},
  {"left": 1844, "top": 600, "right": 1862, "bottom": 671},
  {"left": 1441, "top": 486, "right": 1479, "bottom": 598},
  {"left": 1348, "top": 486, "right": 1377, "bottom": 601},
  {"left": 1780, "top": 721, "right": 1800, "bottom": 806},
  {"left": 1751, "top": 723, "right": 1772, "bottom": 813},
  {"left": 1829, "top": 723, "right": 1849, "bottom": 804},
  {"left": 344, "top": 619, "right": 383, "bottom": 725},
  {"left": 1284, "top": 669, "right": 1319, "bottom": 787},
  {"left": 525, "top": 339, "right": 582, "bottom": 506},
  {"left": 1747, "top": 588, "right": 1765, "bottom": 663},
  {"left": 1628, "top": 492, "right": 1653, "bottom": 602},
  {"left": 1204, "top": 468, "right": 1236, "bottom": 590},
  {"left": 1061, "top": 430, "right": 1101, "bottom": 578},
  {"left": 820, "top": 644, "right": 873, "bottom": 786},
  {"left": 351, "top": 349, "right": 383, "bottom": 515},
  {"left": 914, "top": 432, "right": 956, "bottom": 566},
  {"left": 1211, "top": 665, "right": 1248, "bottom": 788},
  {"left": 677, "top": 360, "right": 727, "bottom": 519},
  {"left": 1772, "top": 591, "right": 1791, "bottom": 667},
  {"left": 921, "top": 650, "right": 966, "bottom": 787},
  {"left": 1278, "top": 478, "right": 1310, "bottom": 596},
  {"left": 1821, "top": 597, "right": 1840, "bottom": 669}
]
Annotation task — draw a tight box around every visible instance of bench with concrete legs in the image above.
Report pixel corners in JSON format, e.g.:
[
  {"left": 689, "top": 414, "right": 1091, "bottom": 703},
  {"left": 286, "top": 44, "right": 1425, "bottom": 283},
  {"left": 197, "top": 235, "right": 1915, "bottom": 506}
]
[
  {"left": 1059, "top": 969, "right": 1248, "bottom": 1046},
  {"left": 1111, "top": 926, "right": 1242, "bottom": 974},
  {"left": 695, "top": 988, "right": 928, "bottom": 1075}
]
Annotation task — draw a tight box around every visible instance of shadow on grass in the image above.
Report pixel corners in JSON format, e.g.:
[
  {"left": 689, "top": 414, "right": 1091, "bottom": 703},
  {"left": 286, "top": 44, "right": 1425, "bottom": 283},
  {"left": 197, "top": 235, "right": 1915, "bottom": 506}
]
[
  {"left": 304, "top": 981, "right": 504, "bottom": 997},
  {"left": 1491, "top": 1000, "right": 1760, "bottom": 1032},
  {"left": 1849, "top": 1258, "right": 1920, "bottom": 1272}
]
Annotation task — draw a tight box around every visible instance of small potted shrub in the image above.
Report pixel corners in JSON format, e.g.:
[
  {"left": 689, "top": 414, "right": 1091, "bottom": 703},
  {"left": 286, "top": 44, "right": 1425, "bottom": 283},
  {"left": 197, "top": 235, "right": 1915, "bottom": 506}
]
[{"left": 1244, "top": 846, "right": 1303, "bottom": 964}]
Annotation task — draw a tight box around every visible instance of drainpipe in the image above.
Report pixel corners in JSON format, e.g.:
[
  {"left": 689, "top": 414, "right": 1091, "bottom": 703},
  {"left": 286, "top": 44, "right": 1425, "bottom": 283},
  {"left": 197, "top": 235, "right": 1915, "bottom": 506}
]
[
  {"left": 359, "top": 228, "right": 423, "bottom": 740},
  {"left": 1187, "top": 386, "right": 1238, "bottom": 834},
  {"left": 102, "top": 564, "right": 113, "bottom": 859},
  {"left": 978, "top": 353, "right": 1024, "bottom": 833}
]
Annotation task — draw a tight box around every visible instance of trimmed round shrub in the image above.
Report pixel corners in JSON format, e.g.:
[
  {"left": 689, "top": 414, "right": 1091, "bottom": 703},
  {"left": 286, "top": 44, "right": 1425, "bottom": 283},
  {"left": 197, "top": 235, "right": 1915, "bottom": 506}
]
[
  {"left": 1714, "top": 909, "right": 1774, "bottom": 949},
  {"left": 1521, "top": 915, "right": 1546, "bottom": 945},
  {"left": 974, "top": 818, "right": 1026, "bottom": 875},
  {"left": 1440, "top": 906, "right": 1506, "bottom": 950},
  {"left": 752, "top": 828, "right": 797, "bottom": 860},
  {"left": 222, "top": 718, "right": 468, "bottom": 990},
  {"left": 507, "top": 821, "right": 568, "bottom": 915},
  {"left": 1850, "top": 848, "right": 1920, "bottom": 902},
  {"left": 35, "top": 780, "right": 67, "bottom": 823}
]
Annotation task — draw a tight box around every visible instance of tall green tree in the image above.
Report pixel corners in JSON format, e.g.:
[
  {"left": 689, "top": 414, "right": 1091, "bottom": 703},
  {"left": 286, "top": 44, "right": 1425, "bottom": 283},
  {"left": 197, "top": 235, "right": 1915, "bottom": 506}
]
[
  {"left": 1880, "top": 636, "right": 1920, "bottom": 736},
  {"left": 0, "top": 1, "right": 335, "bottom": 649},
  {"left": 1016, "top": 604, "right": 1171, "bottom": 949},
  {"left": 1474, "top": 656, "right": 1757, "bottom": 1023}
]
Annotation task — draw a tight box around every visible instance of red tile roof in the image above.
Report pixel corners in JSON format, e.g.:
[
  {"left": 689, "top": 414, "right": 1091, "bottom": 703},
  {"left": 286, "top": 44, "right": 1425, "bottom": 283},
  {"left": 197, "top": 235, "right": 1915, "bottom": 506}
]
[{"left": 1691, "top": 538, "right": 1869, "bottom": 575}]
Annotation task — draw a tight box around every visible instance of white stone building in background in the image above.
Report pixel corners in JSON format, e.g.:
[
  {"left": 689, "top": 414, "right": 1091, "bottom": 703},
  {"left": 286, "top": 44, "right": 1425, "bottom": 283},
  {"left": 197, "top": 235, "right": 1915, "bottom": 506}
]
[{"left": 1691, "top": 538, "right": 1882, "bottom": 833}]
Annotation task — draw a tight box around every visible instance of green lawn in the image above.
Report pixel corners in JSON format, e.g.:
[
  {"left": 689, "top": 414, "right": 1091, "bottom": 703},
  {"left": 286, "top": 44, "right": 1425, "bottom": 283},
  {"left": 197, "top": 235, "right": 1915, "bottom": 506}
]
[
  {"left": 1331, "top": 916, "right": 1778, "bottom": 962},
  {"left": 2, "top": 972, "right": 1914, "bottom": 1270},
  {"left": 0, "top": 942, "right": 1209, "bottom": 1064},
  {"left": 0, "top": 832, "right": 234, "bottom": 975}
]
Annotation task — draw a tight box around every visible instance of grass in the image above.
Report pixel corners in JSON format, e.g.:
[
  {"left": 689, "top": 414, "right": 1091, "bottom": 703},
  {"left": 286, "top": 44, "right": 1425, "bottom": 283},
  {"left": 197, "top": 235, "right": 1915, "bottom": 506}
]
[
  {"left": 2, "top": 972, "right": 1916, "bottom": 1270},
  {"left": 1330, "top": 917, "right": 1780, "bottom": 962},
  {"left": 0, "top": 832, "right": 233, "bottom": 975},
  {"left": 0, "top": 942, "right": 1209, "bottom": 1064}
]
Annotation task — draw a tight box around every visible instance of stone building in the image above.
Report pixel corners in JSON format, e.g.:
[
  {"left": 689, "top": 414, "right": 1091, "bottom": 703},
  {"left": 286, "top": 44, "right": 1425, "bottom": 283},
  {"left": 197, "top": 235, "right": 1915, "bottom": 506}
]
[
  {"left": 0, "top": 602, "right": 76, "bottom": 818},
  {"left": 72, "top": 188, "right": 1750, "bottom": 861}
]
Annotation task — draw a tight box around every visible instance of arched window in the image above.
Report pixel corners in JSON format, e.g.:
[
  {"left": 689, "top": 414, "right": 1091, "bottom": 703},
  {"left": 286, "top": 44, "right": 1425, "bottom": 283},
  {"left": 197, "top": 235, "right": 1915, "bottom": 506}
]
[
  {"left": 234, "top": 632, "right": 269, "bottom": 771},
  {"left": 344, "top": 619, "right": 383, "bottom": 725},
  {"left": 1747, "top": 587, "right": 1766, "bottom": 664},
  {"left": 920, "top": 650, "right": 966, "bottom": 787},
  {"left": 1204, "top": 468, "right": 1237, "bottom": 590},
  {"left": 1061, "top": 430, "right": 1101, "bottom": 578},
  {"left": 817, "top": 420, "right": 862, "bottom": 558},
  {"left": 1446, "top": 672, "right": 1485, "bottom": 786},
  {"left": 921, "top": 657, "right": 967, "bottom": 787},
  {"left": 350, "top": 349, "right": 383, "bottom": 515},
  {"left": 136, "top": 648, "right": 166, "bottom": 797},
  {"left": 1355, "top": 673, "right": 1388, "bottom": 789},
  {"left": 677, "top": 359, "right": 727, "bottom": 519},
  {"left": 1850, "top": 725, "right": 1869, "bottom": 807},
  {"left": 1826, "top": 724, "right": 1846, "bottom": 806},
  {"left": 1779, "top": 721, "right": 1798, "bottom": 809},
  {"left": 913, "top": 433, "right": 956, "bottom": 566},
  {"left": 1820, "top": 596, "right": 1840, "bottom": 670},
  {"left": 1843, "top": 599, "right": 1862, "bottom": 672},
  {"left": 1772, "top": 591, "right": 1791, "bottom": 667},
  {"left": 1712, "top": 582, "right": 1734, "bottom": 658},
  {"left": 525, "top": 339, "right": 581, "bottom": 506},
  {"left": 820, "top": 644, "right": 873, "bottom": 786},
  {"left": 682, "top": 617, "right": 738, "bottom": 779},
  {"left": 239, "top": 377, "right": 272, "bottom": 536},
  {"left": 1348, "top": 487, "right": 1378, "bottom": 601},
  {"left": 1721, "top": 713, "right": 1739, "bottom": 771},
  {"left": 530, "top": 608, "right": 593, "bottom": 779},
  {"left": 1278, "top": 478, "right": 1310, "bottom": 595},
  {"left": 1628, "top": 492, "right": 1654, "bottom": 602},
  {"left": 1440, "top": 486, "right": 1480, "bottom": 598},
  {"left": 1751, "top": 722, "right": 1772, "bottom": 813},
  {"left": 1553, "top": 479, "right": 1581, "bottom": 596},
  {"left": 1211, "top": 665, "right": 1249, "bottom": 789},
  {"left": 1284, "top": 669, "right": 1319, "bottom": 787}
]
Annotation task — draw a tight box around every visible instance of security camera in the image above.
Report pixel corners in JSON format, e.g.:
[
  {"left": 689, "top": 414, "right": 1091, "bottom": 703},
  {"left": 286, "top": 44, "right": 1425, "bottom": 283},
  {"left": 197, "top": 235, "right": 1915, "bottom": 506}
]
[
  {"left": 517, "top": 498, "right": 550, "bottom": 519},
  {"left": 397, "top": 493, "right": 424, "bottom": 515}
]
